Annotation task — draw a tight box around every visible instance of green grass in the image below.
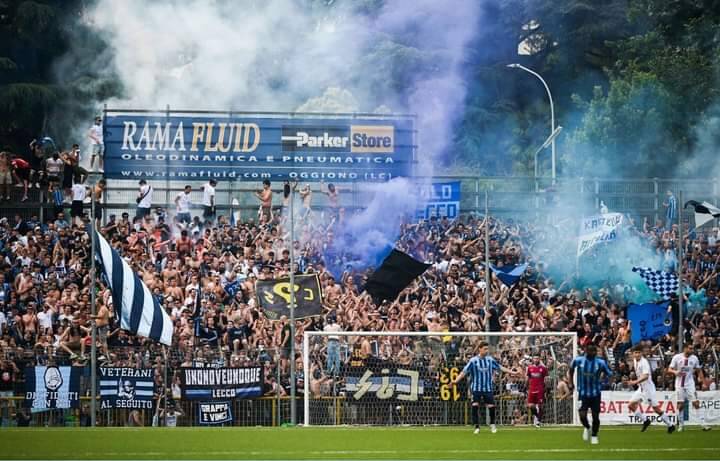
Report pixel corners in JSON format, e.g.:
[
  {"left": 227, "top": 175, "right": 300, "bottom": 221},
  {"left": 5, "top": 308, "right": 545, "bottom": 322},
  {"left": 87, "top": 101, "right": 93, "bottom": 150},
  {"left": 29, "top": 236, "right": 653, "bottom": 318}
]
[{"left": 0, "top": 426, "right": 717, "bottom": 460}]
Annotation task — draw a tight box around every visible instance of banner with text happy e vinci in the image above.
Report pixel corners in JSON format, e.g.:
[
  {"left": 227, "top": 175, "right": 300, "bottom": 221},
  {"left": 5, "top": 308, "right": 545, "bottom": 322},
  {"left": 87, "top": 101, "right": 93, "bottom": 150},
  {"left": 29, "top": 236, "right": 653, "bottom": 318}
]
[{"left": 577, "top": 213, "right": 623, "bottom": 257}]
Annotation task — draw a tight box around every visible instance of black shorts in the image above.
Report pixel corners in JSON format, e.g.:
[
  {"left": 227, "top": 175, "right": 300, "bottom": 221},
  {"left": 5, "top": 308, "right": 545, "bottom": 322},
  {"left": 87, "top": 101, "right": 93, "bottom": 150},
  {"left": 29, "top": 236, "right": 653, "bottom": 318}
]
[
  {"left": 203, "top": 205, "right": 215, "bottom": 219},
  {"left": 71, "top": 200, "right": 83, "bottom": 218},
  {"left": 136, "top": 207, "right": 151, "bottom": 218},
  {"left": 579, "top": 396, "right": 601, "bottom": 413},
  {"left": 15, "top": 168, "right": 29, "bottom": 181},
  {"left": 472, "top": 391, "right": 495, "bottom": 406}
]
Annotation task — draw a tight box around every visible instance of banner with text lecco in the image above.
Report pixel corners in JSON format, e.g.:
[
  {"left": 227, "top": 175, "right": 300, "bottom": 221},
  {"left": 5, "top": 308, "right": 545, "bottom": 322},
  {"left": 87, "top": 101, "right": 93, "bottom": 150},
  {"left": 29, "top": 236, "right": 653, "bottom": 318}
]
[
  {"left": 416, "top": 181, "right": 460, "bottom": 220},
  {"left": 599, "top": 391, "right": 720, "bottom": 425},
  {"left": 103, "top": 114, "right": 414, "bottom": 182},
  {"left": 180, "top": 367, "right": 263, "bottom": 400},
  {"left": 99, "top": 367, "right": 155, "bottom": 410},
  {"left": 255, "top": 274, "right": 323, "bottom": 320}
]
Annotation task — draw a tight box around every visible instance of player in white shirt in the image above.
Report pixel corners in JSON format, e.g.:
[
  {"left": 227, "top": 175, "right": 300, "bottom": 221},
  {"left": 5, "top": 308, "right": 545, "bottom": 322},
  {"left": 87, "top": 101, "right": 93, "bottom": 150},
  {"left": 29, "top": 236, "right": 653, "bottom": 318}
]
[
  {"left": 669, "top": 343, "right": 711, "bottom": 431},
  {"left": 628, "top": 345, "right": 675, "bottom": 433}
]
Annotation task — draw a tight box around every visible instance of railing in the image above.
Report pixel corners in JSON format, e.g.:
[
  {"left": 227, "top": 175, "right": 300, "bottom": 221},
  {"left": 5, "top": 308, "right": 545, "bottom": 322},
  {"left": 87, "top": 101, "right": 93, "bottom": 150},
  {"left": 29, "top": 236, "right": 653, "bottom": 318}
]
[
  {"left": 2, "top": 176, "right": 718, "bottom": 224},
  {"left": 0, "top": 395, "right": 574, "bottom": 427}
]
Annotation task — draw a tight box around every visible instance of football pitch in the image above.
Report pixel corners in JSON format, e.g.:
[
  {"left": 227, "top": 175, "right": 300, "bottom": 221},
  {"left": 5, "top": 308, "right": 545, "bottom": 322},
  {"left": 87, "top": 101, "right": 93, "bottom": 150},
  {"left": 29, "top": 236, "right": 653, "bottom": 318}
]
[{"left": 0, "top": 426, "right": 718, "bottom": 460}]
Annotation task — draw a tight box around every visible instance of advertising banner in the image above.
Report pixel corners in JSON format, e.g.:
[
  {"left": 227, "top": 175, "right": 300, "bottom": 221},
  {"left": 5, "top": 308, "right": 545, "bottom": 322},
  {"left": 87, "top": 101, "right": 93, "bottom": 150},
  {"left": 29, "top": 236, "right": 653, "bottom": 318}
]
[
  {"left": 198, "top": 401, "right": 233, "bottom": 425},
  {"left": 103, "top": 113, "right": 414, "bottom": 181},
  {"left": 256, "top": 274, "right": 323, "bottom": 320},
  {"left": 416, "top": 181, "right": 460, "bottom": 220},
  {"left": 99, "top": 368, "right": 155, "bottom": 410},
  {"left": 599, "top": 391, "right": 720, "bottom": 425},
  {"left": 24, "top": 366, "right": 80, "bottom": 410},
  {"left": 180, "top": 367, "right": 263, "bottom": 400}
]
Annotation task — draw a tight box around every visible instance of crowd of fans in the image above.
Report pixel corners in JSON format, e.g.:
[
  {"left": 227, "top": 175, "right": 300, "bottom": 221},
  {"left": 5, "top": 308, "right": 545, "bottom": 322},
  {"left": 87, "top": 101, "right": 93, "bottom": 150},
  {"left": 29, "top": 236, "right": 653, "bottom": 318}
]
[{"left": 0, "top": 171, "right": 719, "bottom": 425}]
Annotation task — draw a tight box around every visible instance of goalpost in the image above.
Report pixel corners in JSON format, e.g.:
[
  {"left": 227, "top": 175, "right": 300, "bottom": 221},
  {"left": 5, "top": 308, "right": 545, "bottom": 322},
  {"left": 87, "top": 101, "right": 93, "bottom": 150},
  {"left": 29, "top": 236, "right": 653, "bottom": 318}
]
[{"left": 302, "top": 331, "right": 578, "bottom": 426}]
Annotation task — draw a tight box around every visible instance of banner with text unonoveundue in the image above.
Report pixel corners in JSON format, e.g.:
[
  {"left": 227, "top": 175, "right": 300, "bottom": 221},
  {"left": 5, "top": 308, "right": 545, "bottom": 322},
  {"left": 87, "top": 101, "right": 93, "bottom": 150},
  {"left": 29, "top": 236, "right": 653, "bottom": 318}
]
[
  {"left": 103, "top": 113, "right": 415, "bottom": 182},
  {"left": 180, "top": 367, "right": 263, "bottom": 400}
]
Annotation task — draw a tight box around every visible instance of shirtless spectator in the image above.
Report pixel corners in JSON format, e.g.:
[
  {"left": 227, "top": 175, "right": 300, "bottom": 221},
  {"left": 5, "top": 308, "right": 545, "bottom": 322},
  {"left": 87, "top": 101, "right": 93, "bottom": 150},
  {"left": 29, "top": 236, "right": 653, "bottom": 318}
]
[
  {"left": 299, "top": 184, "right": 313, "bottom": 220},
  {"left": 90, "top": 299, "right": 111, "bottom": 361},
  {"left": 0, "top": 152, "right": 11, "bottom": 201},
  {"left": 255, "top": 180, "right": 273, "bottom": 224}
]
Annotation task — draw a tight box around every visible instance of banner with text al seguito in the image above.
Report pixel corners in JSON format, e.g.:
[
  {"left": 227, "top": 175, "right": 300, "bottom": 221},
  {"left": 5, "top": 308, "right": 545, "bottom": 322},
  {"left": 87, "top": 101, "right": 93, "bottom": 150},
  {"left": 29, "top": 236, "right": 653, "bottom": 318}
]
[{"left": 103, "top": 113, "right": 414, "bottom": 182}]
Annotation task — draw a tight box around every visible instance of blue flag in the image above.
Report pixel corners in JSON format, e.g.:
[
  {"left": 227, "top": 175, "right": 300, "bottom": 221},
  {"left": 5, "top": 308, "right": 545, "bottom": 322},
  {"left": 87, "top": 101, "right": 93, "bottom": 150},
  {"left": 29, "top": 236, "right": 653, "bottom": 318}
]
[
  {"left": 490, "top": 263, "right": 528, "bottom": 286},
  {"left": 627, "top": 301, "right": 671, "bottom": 344}
]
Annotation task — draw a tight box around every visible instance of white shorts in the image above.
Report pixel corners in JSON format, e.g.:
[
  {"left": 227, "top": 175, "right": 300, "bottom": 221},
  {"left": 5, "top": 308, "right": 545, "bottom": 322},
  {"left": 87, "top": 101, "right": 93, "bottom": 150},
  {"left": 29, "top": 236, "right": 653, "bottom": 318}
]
[
  {"left": 676, "top": 384, "right": 698, "bottom": 402},
  {"left": 630, "top": 387, "right": 659, "bottom": 406}
]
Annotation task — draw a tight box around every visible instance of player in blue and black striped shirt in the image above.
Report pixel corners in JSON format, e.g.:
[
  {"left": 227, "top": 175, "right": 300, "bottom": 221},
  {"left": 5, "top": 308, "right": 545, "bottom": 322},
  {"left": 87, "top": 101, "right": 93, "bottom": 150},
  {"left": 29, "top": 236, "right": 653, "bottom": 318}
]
[
  {"left": 569, "top": 344, "right": 612, "bottom": 445},
  {"left": 453, "top": 341, "right": 518, "bottom": 434}
]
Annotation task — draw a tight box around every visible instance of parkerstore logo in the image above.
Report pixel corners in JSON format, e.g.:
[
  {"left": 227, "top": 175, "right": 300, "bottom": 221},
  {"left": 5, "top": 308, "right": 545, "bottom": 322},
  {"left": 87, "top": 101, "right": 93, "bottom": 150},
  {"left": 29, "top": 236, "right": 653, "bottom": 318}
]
[{"left": 281, "top": 125, "right": 394, "bottom": 153}]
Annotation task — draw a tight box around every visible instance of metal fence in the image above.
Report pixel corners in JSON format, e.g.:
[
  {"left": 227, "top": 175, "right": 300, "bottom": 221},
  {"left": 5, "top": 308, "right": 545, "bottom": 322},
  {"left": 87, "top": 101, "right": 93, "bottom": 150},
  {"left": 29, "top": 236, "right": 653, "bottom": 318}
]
[{"left": 2, "top": 176, "right": 718, "bottom": 224}]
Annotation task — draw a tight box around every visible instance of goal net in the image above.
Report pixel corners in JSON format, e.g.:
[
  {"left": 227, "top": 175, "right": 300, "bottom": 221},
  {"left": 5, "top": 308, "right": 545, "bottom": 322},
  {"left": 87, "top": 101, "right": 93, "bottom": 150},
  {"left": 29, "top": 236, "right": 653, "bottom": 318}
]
[{"left": 302, "top": 331, "right": 578, "bottom": 426}]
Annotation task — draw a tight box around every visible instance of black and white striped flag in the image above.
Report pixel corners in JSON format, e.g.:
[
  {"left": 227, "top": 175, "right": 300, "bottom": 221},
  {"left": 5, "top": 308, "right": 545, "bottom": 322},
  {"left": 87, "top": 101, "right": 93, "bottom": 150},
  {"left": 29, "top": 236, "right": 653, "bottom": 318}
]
[
  {"left": 684, "top": 200, "right": 720, "bottom": 229},
  {"left": 95, "top": 230, "right": 173, "bottom": 345},
  {"left": 632, "top": 266, "right": 678, "bottom": 300}
]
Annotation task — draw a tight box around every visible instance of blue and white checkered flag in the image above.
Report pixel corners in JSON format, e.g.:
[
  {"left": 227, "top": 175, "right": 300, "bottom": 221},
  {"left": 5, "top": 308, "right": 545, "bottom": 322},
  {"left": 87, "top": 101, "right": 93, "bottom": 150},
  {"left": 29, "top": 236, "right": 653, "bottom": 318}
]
[
  {"left": 632, "top": 266, "right": 678, "bottom": 300},
  {"left": 95, "top": 230, "right": 173, "bottom": 345}
]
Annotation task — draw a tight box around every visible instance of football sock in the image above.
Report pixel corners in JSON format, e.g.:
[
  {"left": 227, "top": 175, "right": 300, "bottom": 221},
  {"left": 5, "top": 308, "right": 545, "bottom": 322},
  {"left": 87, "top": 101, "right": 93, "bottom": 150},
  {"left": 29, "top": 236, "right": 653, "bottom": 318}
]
[
  {"left": 489, "top": 406, "right": 496, "bottom": 425},
  {"left": 591, "top": 416, "right": 600, "bottom": 436},
  {"left": 660, "top": 412, "right": 671, "bottom": 426},
  {"left": 579, "top": 411, "right": 590, "bottom": 429},
  {"left": 471, "top": 405, "right": 479, "bottom": 427}
]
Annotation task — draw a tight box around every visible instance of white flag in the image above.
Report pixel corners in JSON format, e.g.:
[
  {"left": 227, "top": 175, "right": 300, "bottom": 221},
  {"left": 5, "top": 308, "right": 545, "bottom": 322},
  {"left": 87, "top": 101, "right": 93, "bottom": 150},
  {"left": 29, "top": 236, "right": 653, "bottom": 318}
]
[{"left": 577, "top": 213, "right": 623, "bottom": 256}]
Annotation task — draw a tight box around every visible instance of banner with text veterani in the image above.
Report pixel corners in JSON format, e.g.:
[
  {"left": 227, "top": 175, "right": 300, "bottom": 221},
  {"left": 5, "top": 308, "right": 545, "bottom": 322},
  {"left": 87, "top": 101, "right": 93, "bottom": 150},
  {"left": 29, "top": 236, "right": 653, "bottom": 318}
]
[
  {"left": 577, "top": 212, "right": 623, "bottom": 256},
  {"left": 599, "top": 391, "right": 720, "bottom": 425},
  {"left": 99, "top": 367, "right": 155, "bottom": 410},
  {"left": 180, "top": 367, "right": 263, "bottom": 400},
  {"left": 103, "top": 113, "right": 414, "bottom": 181}
]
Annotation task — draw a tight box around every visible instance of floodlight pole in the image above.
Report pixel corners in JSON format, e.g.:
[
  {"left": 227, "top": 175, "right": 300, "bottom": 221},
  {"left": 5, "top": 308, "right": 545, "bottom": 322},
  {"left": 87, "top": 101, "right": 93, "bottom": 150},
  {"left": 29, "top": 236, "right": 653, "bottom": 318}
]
[
  {"left": 289, "top": 183, "right": 297, "bottom": 425},
  {"left": 484, "top": 189, "right": 490, "bottom": 332},
  {"left": 507, "top": 63, "right": 556, "bottom": 184},
  {"left": 677, "top": 190, "right": 683, "bottom": 353}
]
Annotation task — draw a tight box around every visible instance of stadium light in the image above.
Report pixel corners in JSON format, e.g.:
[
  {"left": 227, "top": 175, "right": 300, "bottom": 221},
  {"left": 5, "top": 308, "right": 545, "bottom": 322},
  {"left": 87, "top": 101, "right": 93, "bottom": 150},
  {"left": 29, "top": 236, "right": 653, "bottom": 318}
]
[
  {"left": 507, "top": 63, "right": 557, "bottom": 184},
  {"left": 533, "top": 126, "right": 563, "bottom": 179}
]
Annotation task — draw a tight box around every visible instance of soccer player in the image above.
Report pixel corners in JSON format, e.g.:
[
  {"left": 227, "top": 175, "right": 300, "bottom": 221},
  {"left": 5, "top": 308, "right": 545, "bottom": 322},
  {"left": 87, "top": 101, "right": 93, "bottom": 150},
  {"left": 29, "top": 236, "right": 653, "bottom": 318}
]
[
  {"left": 569, "top": 344, "right": 612, "bottom": 445},
  {"left": 526, "top": 352, "right": 548, "bottom": 427},
  {"left": 628, "top": 345, "right": 675, "bottom": 433},
  {"left": 669, "top": 343, "right": 711, "bottom": 431},
  {"left": 453, "top": 341, "right": 518, "bottom": 434}
]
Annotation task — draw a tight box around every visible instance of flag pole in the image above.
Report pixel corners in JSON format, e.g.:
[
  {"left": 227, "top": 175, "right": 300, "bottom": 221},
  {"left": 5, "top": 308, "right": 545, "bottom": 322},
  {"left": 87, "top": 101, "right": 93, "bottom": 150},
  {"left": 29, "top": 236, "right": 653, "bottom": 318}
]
[
  {"left": 484, "top": 189, "right": 490, "bottom": 333},
  {"left": 678, "top": 190, "right": 683, "bottom": 353},
  {"left": 289, "top": 182, "right": 296, "bottom": 425},
  {"left": 90, "top": 182, "right": 97, "bottom": 428},
  {"left": 163, "top": 345, "right": 168, "bottom": 426}
]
